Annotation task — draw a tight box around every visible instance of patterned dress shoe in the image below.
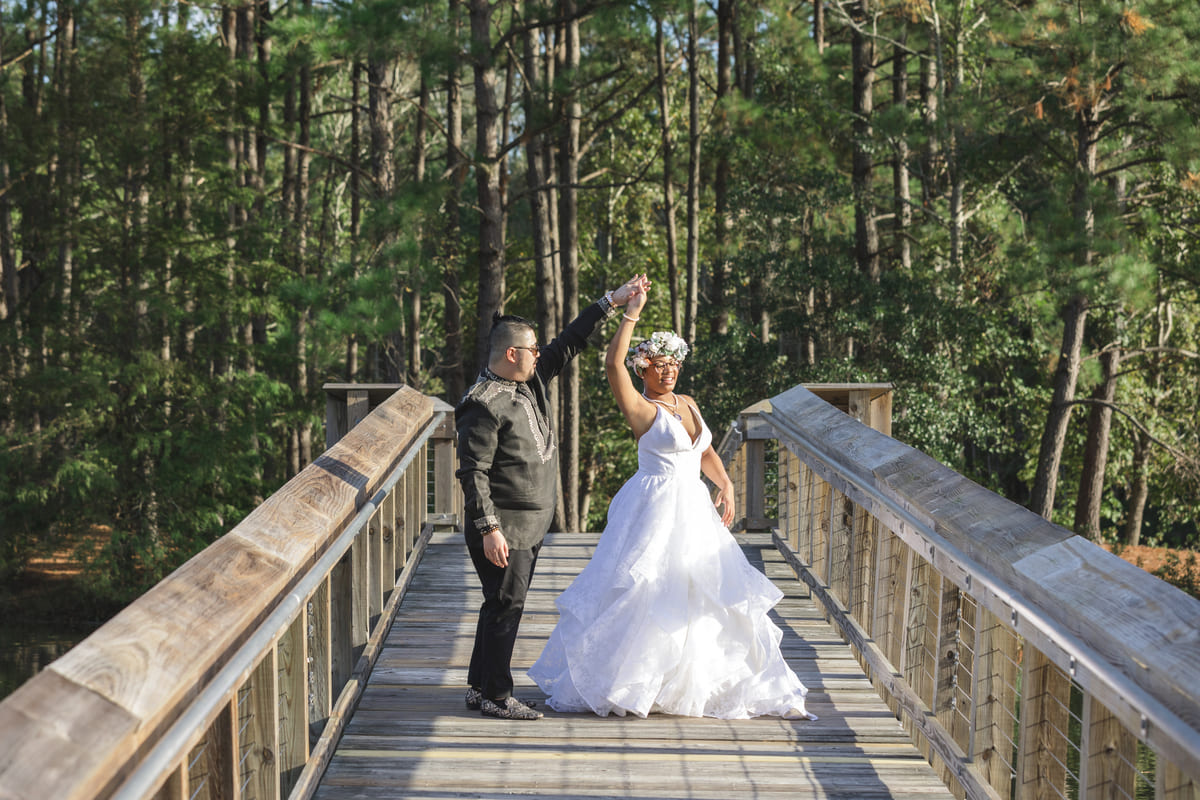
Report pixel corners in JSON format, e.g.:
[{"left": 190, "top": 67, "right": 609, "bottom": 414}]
[
  {"left": 466, "top": 687, "right": 536, "bottom": 711},
  {"left": 480, "top": 696, "right": 543, "bottom": 720}
]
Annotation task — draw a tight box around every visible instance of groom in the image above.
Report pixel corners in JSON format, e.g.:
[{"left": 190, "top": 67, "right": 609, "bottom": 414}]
[{"left": 456, "top": 277, "right": 646, "bottom": 719}]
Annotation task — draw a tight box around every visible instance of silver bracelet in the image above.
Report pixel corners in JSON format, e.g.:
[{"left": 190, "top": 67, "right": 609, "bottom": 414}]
[
  {"left": 599, "top": 290, "right": 618, "bottom": 318},
  {"left": 623, "top": 313, "right": 640, "bottom": 322}
]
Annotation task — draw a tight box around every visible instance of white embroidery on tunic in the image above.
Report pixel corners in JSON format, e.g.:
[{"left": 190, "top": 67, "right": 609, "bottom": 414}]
[{"left": 471, "top": 376, "right": 555, "bottom": 464}]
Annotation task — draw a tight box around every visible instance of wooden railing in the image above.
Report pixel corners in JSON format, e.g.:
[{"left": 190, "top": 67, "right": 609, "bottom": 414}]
[
  {"left": 719, "top": 383, "right": 1200, "bottom": 800},
  {"left": 0, "top": 386, "right": 460, "bottom": 800}
]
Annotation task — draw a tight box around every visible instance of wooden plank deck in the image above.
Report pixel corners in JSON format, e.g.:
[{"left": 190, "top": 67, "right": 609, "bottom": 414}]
[{"left": 313, "top": 531, "right": 956, "bottom": 799}]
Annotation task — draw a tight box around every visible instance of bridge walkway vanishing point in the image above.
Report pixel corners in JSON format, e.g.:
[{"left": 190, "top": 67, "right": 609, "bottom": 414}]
[{"left": 313, "top": 530, "right": 956, "bottom": 800}]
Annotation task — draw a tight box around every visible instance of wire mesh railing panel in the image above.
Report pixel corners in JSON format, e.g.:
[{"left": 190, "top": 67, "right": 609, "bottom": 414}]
[
  {"left": 719, "top": 392, "right": 1200, "bottom": 800},
  {"left": 186, "top": 737, "right": 209, "bottom": 800}
]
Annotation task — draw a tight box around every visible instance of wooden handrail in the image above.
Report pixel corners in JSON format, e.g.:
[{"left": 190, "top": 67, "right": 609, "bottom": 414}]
[
  {"left": 0, "top": 386, "right": 461, "bottom": 800},
  {"left": 721, "top": 383, "right": 1200, "bottom": 800}
]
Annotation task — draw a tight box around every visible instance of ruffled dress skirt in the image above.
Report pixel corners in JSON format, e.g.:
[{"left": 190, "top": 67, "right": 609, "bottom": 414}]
[{"left": 528, "top": 407, "right": 816, "bottom": 720}]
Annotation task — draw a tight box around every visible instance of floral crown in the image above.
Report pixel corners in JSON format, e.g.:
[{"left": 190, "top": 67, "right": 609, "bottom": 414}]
[{"left": 626, "top": 331, "right": 691, "bottom": 374}]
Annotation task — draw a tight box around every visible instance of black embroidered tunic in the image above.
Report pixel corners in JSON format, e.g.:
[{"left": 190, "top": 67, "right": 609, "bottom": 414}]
[{"left": 455, "top": 301, "right": 614, "bottom": 549}]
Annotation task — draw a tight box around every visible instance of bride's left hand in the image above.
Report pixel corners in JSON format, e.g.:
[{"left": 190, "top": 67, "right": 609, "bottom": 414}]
[
  {"left": 612, "top": 274, "right": 651, "bottom": 307},
  {"left": 714, "top": 484, "right": 736, "bottom": 527}
]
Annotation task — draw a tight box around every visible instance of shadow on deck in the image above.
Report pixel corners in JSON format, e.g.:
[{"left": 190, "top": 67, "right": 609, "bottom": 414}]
[{"left": 313, "top": 531, "right": 955, "bottom": 799}]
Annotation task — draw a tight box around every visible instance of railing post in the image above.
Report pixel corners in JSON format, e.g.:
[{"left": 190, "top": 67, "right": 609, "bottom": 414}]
[
  {"left": 408, "top": 445, "right": 421, "bottom": 547},
  {"left": 202, "top": 700, "right": 237, "bottom": 799},
  {"left": 278, "top": 611, "right": 309, "bottom": 798},
  {"left": 851, "top": 505, "right": 876, "bottom": 624},
  {"left": 322, "top": 384, "right": 404, "bottom": 448},
  {"left": 430, "top": 406, "right": 459, "bottom": 529},
  {"left": 829, "top": 490, "right": 853, "bottom": 612},
  {"left": 1016, "top": 649, "right": 1072, "bottom": 800},
  {"left": 1082, "top": 695, "right": 1137, "bottom": 800},
  {"left": 350, "top": 528, "right": 370, "bottom": 661},
  {"left": 368, "top": 507, "right": 384, "bottom": 628},
  {"left": 329, "top": 557, "right": 354, "bottom": 700},
  {"left": 974, "top": 609, "right": 1021, "bottom": 799},
  {"left": 744, "top": 438, "right": 766, "bottom": 530},
  {"left": 309, "top": 577, "right": 332, "bottom": 737},
  {"left": 244, "top": 649, "right": 282, "bottom": 800}
]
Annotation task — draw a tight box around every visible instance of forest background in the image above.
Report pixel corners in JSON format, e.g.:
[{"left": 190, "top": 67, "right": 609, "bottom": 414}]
[{"left": 2, "top": 0, "right": 1199, "bottom": 620}]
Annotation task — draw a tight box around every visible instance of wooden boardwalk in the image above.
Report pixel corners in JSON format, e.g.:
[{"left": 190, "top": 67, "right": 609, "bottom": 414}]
[{"left": 313, "top": 531, "right": 956, "bottom": 799}]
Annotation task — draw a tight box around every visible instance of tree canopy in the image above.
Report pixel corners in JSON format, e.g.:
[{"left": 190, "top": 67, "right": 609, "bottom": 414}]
[{"left": 2, "top": 0, "right": 1198, "bottom": 609}]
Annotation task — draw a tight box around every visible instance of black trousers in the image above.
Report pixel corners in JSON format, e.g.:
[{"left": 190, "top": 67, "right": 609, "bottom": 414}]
[{"left": 467, "top": 541, "right": 542, "bottom": 700}]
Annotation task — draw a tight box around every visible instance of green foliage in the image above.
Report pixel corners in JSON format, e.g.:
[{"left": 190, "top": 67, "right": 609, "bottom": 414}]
[{"left": 4, "top": 0, "right": 1200, "bottom": 621}]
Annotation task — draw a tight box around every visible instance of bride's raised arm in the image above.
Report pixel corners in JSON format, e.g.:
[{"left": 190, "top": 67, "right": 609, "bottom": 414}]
[{"left": 605, "top": 275, "right": 657, "bottom": 440}]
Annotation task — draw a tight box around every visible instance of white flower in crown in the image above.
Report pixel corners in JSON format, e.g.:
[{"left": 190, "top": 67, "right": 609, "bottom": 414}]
[{"left": 625, "top": 330, "right": 691, "bottom": 373}]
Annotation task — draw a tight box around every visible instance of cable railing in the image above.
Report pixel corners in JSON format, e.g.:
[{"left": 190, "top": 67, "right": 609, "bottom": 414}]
[
  {"left": 718, "top": 383, "right": 1200, "bottom": 800},
  {"left": 3, "top": 379, "right": 1195, "bottom": 800},
  {"left": 0, "top": 385, "right": 460, "bottom": 800}
]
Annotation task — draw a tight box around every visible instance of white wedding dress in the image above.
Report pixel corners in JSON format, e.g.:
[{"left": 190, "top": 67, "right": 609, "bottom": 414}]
[{"left": 528, "top": 404, "right": 816, "bottom": 720}]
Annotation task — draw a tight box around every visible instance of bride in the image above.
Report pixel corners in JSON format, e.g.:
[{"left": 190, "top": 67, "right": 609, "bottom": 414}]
[{"left": 528, "top": 278, "right": 817, "bottom": 721}]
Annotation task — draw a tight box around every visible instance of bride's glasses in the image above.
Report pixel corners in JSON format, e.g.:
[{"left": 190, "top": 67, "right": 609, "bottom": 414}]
[{"left": 650, "top": 359, "right": 681, "bottom": 373}]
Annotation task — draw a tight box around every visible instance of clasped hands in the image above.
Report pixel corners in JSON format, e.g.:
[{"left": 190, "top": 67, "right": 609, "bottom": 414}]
[{"left": 612, "top": 274, "right": 651, "bottom": 310}]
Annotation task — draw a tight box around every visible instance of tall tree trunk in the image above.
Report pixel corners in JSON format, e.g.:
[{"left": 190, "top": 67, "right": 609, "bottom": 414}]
[
  {"left": 892, "top": 30, "right": 911, "bottom": 270},
  {"left": 523, "top": 12, "right": 559, "bottom": 349},
  {"left": 441, "top": 0, "right": 466, "bottom": 399},
  {"left": 558, "top": 0, "right": 582, "bottom": 533},
  {"left": 347, "top": 63, "right": 362, "bottom": 379},
  {"left": 1122, "top": 432, "right": 1150, "bottom": 547},
  {"left": 543, "top": 24, "right": 561, "bottom": 331},
  {"left": 122, "top": 7, "right": 162, "bottom": 572},
  {"left": 0, "top": 17, "right": 18, "bottom": 434},
  {"left": 219, "top": 6, "right": 238, "bottom": 382},
  {"left": 710, "top": 0, "right": 733, "bottom": 337},
  {"left": 947, "top": 0, "right": 965, "bottom": 275},
  {"left": 1030, "top": 293, "right": 1089, "bottom": 519},
  {"left": 55, "top": 1, "right": 79, "bottom": 338},
  {"left": 236, "top": 2, "right": 259, "bottom": 376},
  {"left": 920, "top": 51, "right": 940, "bottom": 208},
  {"left": 655, "top": 18, "right": 682, "bottom": 334},
  {"left": 17, "top": 9, "right": 49, "bottom": 406},
  {"left": 540, "top": 22, "right": 564, "bottom": 533},
  {"left": 1122, "top": 291, "right": 1169, "bottom": 546},
  {"left": 411, "top": 71, "right": 430, "bottom": 387},
  {"left": 684, "top": 0, "right": 701, "bottom": 345},
  {"left": 851, "top": 0, "right": 879, "bottom": 281},
  {"left": 173, "top": 4, "right": 197, "bottom": 368},
  {"left": 1031, "top": 109, "right": 1098, "bottom": 519},
  {"left": 813, "top": 0, "right": 825, "bottom": 53},
  {"left": 1075, "top": 136, "right": 1130, "bottom": 539},
  {"left": 801, "top": 206, "right": 816, "bottom": 365},
  {"left": 294, "top": 0, "right": 313, "bottom": 470},
  {"left": 282, "top": 0, "right": 304, "bottom": 475},
  {"left": 368, "top": 53, "right": 406, "bottom": 384},
  {"left": 1073, "top": 344, "right": 1120, "bottom": 540},
  {"left": 469, "top": 0, "right": 505, "bottom": 371}
]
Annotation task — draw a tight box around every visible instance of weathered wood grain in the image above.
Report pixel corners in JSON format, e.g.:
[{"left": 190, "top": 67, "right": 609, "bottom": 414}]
[
  {"left": 0, "top": 386, "right": 442, "bottom": 800},
  {"left": 311, "top": 531, "right": 955, "bottom": 800},
  {"left": 762, "top": 384, "right": 1200, "bottom": 784}
]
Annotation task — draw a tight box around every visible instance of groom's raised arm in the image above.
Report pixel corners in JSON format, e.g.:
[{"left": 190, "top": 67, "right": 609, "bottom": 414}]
[{"left": 534, "top": 298, "right": 615, "bottom": 382}]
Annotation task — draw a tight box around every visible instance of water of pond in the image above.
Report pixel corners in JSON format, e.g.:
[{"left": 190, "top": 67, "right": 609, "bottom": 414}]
[{"left": 0, "top": 622, "right": 96, "bottom": 700}]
